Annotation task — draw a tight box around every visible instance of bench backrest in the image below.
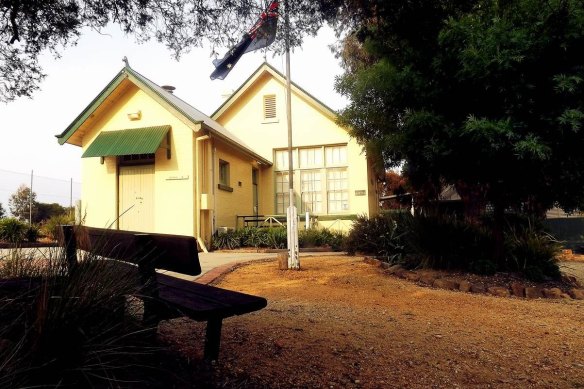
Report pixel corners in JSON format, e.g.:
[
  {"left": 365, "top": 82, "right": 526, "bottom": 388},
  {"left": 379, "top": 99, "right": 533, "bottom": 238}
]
[{"left": 72, "top": 226, "right": 202, "bottom": 276}]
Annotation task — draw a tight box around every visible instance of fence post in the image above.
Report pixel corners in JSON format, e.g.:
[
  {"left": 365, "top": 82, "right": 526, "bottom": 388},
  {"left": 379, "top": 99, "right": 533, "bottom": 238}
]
[{"left": 62, "top": 224, "right": 77, "bottom": 274}]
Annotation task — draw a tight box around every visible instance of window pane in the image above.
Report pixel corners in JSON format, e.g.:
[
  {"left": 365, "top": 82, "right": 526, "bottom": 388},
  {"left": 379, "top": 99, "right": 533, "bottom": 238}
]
[
  {"left": 274, "top": 150, "right": 298, "bottom": 171},
  {"left": 275, "top": 172, "right": 290, "bottom": 214},
  {"left": 327, "top": 168, "right": 349, "bottom": 212},
  {"left": 325, "top": 145, "right": 348, "bottom": 166},
  {"left": 299, "top": 147, "right": 323, "bottom": 168},
  {"left": 301, "top": 170, "right": 322, "bottom": 213},
  {"left": 219, "top": 160, "right": 230, "bottom": 186}
]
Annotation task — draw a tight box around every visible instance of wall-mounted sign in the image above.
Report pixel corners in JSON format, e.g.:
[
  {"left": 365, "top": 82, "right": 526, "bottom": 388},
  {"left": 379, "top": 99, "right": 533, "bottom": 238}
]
[
  {"left": 355, "top": 190, "right": 366, "bottom": 196},
  {"left": 166, "top": 175, "right": 190, "bottom": 181}
]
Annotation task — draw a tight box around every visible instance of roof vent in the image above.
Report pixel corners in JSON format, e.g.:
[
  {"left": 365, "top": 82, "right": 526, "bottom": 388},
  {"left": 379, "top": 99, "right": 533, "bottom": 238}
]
[{"left": 161, "top": 85, "right": 176, "bottom": 94}]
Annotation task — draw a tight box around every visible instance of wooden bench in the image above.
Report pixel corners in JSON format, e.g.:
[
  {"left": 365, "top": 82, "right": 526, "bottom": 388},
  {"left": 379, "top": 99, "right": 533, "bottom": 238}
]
[{"left": 60, "top": 225, "right": 267, "bottom": 361}]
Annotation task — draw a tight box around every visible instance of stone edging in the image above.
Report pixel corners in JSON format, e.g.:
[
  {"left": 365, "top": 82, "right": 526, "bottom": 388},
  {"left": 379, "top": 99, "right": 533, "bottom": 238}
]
[
  {"left": 363, "top": 257, "right": 584, "bottom": 300},
  {"left": 194, "top": 258, "right": 276, "bottom": 285}
]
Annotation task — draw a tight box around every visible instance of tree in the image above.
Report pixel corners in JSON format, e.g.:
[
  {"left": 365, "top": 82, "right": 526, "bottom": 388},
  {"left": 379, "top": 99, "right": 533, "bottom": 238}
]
[
  {"left": 380, "top": 170, "right": 411, "bottom": 210},
  {"left": 0, "top": 0, "right": 341, "bottom": 103},
  {"left": 0, "top": 202, "right": 5, "bottom": 218},
  {"left": 34, "top": 203, "right": 68, "bottom": 223},
  {"left": 336, "top": 0, "right": 584, "bottom": 258},
  {"left": 8, "top": 184, "right": 36, "bottom": 222}
]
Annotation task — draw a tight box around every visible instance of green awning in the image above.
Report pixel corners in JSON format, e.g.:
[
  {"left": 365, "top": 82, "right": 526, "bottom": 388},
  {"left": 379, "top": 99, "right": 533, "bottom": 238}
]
[{"left": 82, "top": 125, "right": 170, "bottom": 158}]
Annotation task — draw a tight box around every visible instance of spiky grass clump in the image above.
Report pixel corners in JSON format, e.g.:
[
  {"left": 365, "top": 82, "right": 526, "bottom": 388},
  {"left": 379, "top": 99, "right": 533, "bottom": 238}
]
[{"left": 0, "top": 243, "right": 171, "bottom": 387}]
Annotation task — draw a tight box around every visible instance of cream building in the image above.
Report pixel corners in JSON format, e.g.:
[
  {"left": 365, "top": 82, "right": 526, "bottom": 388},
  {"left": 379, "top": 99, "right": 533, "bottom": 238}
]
[{"left": 57, "top": 63, "right": 380, "bottom": 249}]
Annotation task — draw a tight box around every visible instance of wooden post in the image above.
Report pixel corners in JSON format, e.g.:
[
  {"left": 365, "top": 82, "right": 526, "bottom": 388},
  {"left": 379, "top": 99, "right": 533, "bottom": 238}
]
[
  {"left": 134, "top": 234, "right": 160, "bottom": 329},
  {"left": 278, "top": 252, "right": 288, "bottom": 270},
  {"left": 204, "top": 317, "right": 223, "bottom": 361},
  {"left": 62, "top": 225, "right": 77, "bottom": 274}
]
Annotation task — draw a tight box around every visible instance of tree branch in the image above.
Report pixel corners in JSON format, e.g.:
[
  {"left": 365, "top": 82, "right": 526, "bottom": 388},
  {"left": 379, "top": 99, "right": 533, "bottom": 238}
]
[{"left": 9, "top": 2, "right": 19, "bottom": 44}]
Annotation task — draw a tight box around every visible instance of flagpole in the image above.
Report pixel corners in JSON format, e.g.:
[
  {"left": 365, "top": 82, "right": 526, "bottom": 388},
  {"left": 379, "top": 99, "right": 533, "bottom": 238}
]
[{"left": 284, "top": 0, "right": 299, "bottom": 269}]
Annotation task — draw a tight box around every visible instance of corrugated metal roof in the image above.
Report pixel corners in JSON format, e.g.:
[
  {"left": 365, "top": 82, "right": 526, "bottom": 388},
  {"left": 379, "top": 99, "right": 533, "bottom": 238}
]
[
  {"left": 124, "top": 67, "right": 272, "bottom": 165},
  {"left": 81, "top": 125, "right": 170, "bottom": 158}
]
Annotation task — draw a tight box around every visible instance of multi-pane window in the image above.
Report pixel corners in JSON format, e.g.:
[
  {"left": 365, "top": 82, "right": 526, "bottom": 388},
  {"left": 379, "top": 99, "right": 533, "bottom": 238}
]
[
  {"left": 263, "top": 95, "right": 277, "bottom": 120},
  {"left": 299, "top": 147, "right": 323, "bottom": 168},
  {"left": 274, "top": 144, "right": 349, "bottom": 214},
  {"left": 301, "top": 170, "right": 322, "bottom": 213},
  {"left": 325, "top": 145, "right": 348, "bottom": 166},
  {"left": 327, "top": 168, "right": 349, "bottom": 212},
  {"left": 274, "top": 149, "right": 297, "bottom": 171},
  {"left": 275, "top": 172, "right": 290, "bottom": 214},
  {"left": 219, "top": 159, "right": 230, "bottom": 186}
]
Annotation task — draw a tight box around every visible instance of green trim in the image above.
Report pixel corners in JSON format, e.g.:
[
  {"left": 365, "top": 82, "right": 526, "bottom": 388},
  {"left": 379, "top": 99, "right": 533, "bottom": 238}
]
[
  {"left": 57, "top": 64, "right": 272, "bottom": 166},
  {"left": 269, "top": 214, "right": 358, "bottom": 222},
  {"left": 314, "top": 214, "right": 358, "bottom": 222},
  {"left": 81, "top": 125, "right": 170, "bottom": 158},
  {"left": 55, "top": 69, "right": 129, "bottom": 145}
]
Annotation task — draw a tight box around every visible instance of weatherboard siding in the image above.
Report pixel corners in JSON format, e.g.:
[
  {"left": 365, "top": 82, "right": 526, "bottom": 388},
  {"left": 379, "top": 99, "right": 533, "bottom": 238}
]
[{"left": 80, "top": 86, "right": 196, "bottom": 236}]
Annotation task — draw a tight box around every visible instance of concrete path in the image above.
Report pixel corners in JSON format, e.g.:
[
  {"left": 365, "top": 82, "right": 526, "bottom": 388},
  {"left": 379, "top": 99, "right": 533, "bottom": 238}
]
[
  {"left": 560, "top": 261, "right": 584, "bottom": 285},
  {"left": 0, "top": 246, "right": 344, "bottom": 284},
  {"left": 187, "top": 250, "right": 343, "bottom": 283}
]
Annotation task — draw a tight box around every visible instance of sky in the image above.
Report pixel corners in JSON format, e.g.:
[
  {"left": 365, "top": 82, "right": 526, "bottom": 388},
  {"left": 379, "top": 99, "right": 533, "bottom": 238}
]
[{"left": 0, "top": 23, "right": 347, "bottom": 211}]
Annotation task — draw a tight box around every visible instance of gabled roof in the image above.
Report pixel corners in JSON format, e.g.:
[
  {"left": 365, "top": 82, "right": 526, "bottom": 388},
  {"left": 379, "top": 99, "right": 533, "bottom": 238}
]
[
  {"left": 211, "top": 62, "right": 338, "bottom": 121},
  {"left": 56, "top": 66, "right": 271, "bottom": 165}
]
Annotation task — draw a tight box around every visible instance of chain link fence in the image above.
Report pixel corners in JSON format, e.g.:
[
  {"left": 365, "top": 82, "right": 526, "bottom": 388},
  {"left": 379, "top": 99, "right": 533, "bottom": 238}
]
[{"left": 0, "top": 169, "right": 81, "bottom": 217}]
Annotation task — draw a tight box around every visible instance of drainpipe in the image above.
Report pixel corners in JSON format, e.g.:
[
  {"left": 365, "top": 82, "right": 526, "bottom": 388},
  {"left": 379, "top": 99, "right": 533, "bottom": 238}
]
[
  {"left": 211, "top": 143, "right": 216, "bottom": 234},
  {"left": 195, "top": 135, "right": 210, "bottom": 253}
]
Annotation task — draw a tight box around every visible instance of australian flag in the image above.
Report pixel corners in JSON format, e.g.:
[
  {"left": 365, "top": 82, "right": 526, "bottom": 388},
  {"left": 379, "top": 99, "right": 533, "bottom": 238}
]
[{"left": 210, "top": 1, "right": 279, "bottom": 80}]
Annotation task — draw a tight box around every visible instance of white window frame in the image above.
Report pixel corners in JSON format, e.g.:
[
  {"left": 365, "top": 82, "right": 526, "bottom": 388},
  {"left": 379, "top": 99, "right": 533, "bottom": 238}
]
[{"left": 274, "top": 144, "right": 349, "bottom": 215}]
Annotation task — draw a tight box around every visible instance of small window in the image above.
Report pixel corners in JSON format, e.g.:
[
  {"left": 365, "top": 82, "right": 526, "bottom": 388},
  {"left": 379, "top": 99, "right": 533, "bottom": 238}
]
[
  {"left": 119, "top": 153, "right": 155, "bottom": 165},
  {"left": 219, "top": 159, "right": 232, "bottom": 191},
  {"left": 263, "top": 95, "right": 277, "bottom": 120}
]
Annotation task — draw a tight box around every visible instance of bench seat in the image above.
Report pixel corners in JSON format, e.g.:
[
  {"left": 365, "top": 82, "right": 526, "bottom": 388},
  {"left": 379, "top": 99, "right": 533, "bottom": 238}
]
[{"left": 61, "top": 225, "right": 267, "bottom": 361}]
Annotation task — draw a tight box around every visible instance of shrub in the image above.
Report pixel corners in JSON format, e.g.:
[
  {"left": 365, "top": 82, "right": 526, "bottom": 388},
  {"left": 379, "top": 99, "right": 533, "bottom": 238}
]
[
  {"left": 402, "top": 214, "right": 493, "bottom": 270},
  {"left": 0, "top": 218, "right": 28, "bottom": 243},
  {"left": 0, "top": 246, "right": 169, "bottom": 387},
  {"left": 347, "top": 212, "right": 563, "bottom": 280},
  {"left": 211, "top": 229, "right": 240, "bottom": 250},
  {"left": 345, "top": 213, "right": 407, "bottom": 263},
  {"left": 42, "top": 214, "right": 75, "bottom": 240},
  {"left": 25, "top": 224, "right": 40, "bottom": 242},
  {"left": 505, "top": 223, "right": 562, "bottom": 281},
  {"left": 299, "top": 228, "right": 347, "bottom": 251},
  {"left": 318, "top": 228, "right": 347, "bottom": 251},
  {"left": 243, "top": 227, "right": 270, "bottom": 248},
  {"left": 266, "top": 227, "right": 287, "bottom": 249},
  {"left": 299, "top": 228, "right": 324, "bottom": 248}
]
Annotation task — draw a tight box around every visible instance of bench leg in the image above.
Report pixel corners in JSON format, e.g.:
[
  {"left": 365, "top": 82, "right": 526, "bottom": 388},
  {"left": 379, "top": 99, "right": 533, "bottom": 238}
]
[{"left": 204, "top": 317, "right": 223, "bottom": 361}]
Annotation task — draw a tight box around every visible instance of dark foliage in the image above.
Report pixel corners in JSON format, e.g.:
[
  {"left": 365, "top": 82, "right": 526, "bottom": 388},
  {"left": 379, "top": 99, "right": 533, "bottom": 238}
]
[
  {"left": 336, "top": 0, "right": 584, "bottom": 219},
  {"left": 0, "top": 217, "right": 28, "bottom": 243},
  {"left": 0, "top": 249, "right": 171, "bottom": 387},
  {"left": 345, "top": 212, "right": 407, "bottom": 262},
  {"left": 211, "top": 226, "right": 345, "bottom": 251},
  {"left": 0, "top": 0, "right": 348, "bottom": 102},
  {"left": 346, "top": 213, "right": 561, "bottom": 280}
]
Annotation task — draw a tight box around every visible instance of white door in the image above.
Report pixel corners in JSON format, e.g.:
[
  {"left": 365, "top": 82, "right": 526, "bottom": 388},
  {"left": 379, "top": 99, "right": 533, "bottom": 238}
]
[{"left": 118, "top": 165, "right": 154, "bottom": 232}]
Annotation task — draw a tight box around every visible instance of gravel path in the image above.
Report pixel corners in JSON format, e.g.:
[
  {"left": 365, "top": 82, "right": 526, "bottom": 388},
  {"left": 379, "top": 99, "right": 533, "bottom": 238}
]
[{"left": 160, "top": 256, "right": 584, "bottom": 388}]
